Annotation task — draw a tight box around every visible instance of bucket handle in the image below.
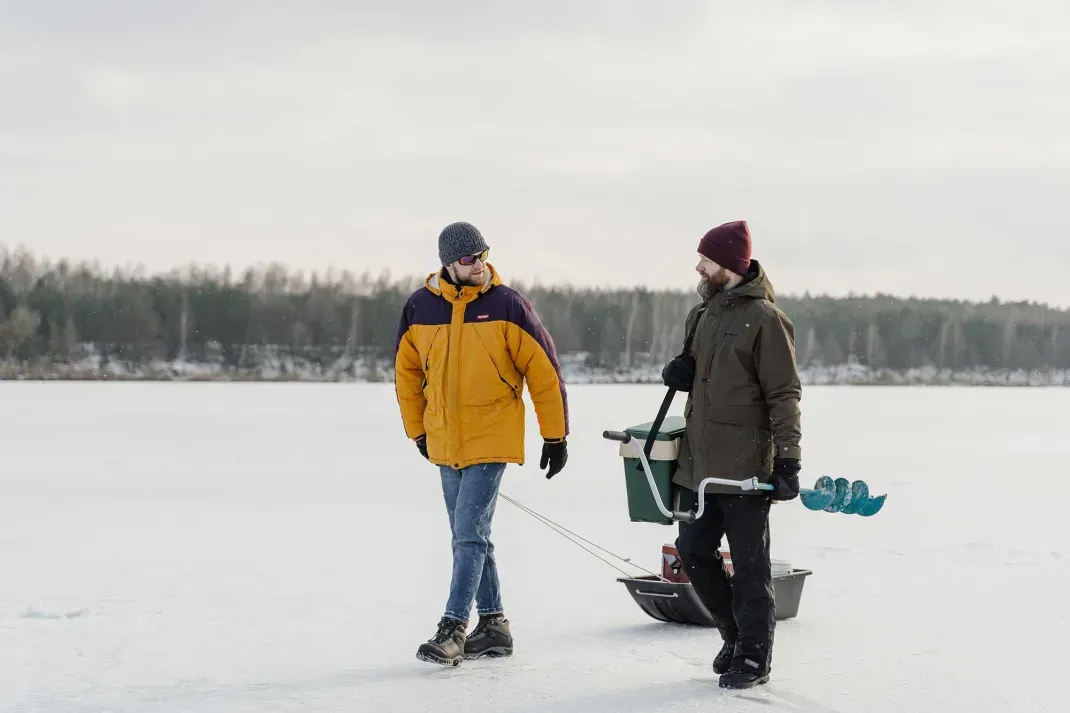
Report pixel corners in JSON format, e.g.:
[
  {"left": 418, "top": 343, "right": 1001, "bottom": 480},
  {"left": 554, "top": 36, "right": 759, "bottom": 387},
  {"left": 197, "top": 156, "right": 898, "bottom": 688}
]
[{"left": 603, "top": 430, "right": 770, "bottom": 524}]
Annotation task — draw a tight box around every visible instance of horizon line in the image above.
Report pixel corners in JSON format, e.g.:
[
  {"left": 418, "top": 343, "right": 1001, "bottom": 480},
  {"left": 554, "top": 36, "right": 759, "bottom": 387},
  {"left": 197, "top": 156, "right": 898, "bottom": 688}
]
[{"left": 2, "top": 242, "right": 1067, "bottom": 311}]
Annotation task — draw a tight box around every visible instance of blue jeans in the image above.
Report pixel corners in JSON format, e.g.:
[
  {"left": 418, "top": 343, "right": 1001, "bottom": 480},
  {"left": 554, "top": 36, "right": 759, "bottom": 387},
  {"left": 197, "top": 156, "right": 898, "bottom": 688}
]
[{"left": 439, "top": 462, "right": 506, "bottom": 623}]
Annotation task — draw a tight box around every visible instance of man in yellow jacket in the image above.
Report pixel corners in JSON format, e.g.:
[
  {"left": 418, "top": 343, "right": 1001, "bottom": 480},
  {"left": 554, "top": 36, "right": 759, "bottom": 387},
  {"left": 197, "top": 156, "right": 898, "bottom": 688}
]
[{"left": 394, "top": 221, "right": 569, "bottom": 667}]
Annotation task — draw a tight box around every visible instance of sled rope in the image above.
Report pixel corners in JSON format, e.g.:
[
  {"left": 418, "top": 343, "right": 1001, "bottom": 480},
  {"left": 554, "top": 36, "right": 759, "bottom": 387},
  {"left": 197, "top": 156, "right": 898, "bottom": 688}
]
[{"left": 498, "top": 492, "right": 668, "bottom": 582}]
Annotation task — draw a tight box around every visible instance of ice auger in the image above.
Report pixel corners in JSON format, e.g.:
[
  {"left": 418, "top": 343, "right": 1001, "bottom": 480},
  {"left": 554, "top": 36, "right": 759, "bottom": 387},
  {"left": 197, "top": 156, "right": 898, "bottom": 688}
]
[{"left": 603, "top": 429, "right": 886, "bottom": 523}]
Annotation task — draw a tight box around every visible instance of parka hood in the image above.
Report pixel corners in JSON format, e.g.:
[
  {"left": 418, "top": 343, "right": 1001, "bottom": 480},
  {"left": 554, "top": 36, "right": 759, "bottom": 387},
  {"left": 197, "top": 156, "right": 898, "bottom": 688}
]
[
  {"left": 425, "top": 262, "right": 501, "bottom": 301},
  {"left": 722, "top": 259, "right": 775, "bottom": 304}
]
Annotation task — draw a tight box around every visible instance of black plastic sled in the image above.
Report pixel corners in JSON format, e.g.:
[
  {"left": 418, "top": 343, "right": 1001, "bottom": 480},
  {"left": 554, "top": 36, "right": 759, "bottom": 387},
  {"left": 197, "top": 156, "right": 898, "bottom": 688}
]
[{"left": 617, "top": 568, "right": 813, "bottom": 626}]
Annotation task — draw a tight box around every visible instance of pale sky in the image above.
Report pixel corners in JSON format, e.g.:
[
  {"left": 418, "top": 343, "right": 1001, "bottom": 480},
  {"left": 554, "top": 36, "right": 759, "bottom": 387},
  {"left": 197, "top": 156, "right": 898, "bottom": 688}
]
[{"left": 2, "top": 1, "right": 1068, "bottom": 305}]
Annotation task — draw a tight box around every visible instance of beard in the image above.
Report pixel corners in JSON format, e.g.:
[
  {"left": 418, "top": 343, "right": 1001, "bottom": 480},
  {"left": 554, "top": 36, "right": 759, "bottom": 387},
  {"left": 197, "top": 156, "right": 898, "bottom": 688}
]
[
  {"left": 448, "top": 266, "right": 484, "bottom": 287},
  {"left": 697, "top": 269, "right": 730, "bottom": 300},
  {"left": 456, "top": 270, "right": 483, "bottom": 287}
]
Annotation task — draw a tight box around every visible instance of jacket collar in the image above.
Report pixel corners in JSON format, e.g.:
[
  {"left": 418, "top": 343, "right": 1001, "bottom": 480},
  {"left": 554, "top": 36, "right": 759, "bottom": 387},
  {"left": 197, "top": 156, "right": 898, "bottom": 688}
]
[
  {"left": 425, "top": 263, "right": 501, "bottom": 304},
  {"left": 705, "top": 259, "right": 774, "bottom": 306}
]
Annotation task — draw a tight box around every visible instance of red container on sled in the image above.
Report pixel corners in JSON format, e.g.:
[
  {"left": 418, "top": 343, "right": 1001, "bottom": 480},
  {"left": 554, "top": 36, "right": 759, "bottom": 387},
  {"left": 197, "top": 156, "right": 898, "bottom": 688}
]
[{"left": 661, "top": 544, "right": 733, "bottom": 582}]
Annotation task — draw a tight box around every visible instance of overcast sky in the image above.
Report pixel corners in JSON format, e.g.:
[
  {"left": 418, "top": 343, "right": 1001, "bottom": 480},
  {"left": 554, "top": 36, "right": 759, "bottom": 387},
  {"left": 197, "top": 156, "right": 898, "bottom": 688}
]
[{"left": 2, "top": 1, "right": 1067, "bottom": 305}]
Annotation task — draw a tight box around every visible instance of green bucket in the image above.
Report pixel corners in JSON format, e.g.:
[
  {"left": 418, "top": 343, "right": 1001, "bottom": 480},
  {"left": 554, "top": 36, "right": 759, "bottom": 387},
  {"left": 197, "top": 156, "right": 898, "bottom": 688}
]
[{"left": 619, "top": 416, "right": 687, "bottom": 525}]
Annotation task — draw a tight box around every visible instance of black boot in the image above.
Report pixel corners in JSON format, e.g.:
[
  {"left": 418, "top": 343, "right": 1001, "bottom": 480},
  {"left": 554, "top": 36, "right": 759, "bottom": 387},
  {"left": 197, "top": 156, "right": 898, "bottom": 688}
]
[
  {"left": 718, "top": 656, "right": 770, "bottom": 689},
  {"left": 712, "top": 630, "right": 737, "bottom": 675},
  {"left": 417, "top": 616, "right": 467, "bottom": 667},
  {"left": 464, "top": 614, "right": 513, "bottom": 659}
]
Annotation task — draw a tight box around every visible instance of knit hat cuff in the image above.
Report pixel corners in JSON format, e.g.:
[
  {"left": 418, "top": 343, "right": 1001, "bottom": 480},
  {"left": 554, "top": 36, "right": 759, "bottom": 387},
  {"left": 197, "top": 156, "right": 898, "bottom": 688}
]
[{"left": 698, "top": 238, "right": 750, "bottom": 277}]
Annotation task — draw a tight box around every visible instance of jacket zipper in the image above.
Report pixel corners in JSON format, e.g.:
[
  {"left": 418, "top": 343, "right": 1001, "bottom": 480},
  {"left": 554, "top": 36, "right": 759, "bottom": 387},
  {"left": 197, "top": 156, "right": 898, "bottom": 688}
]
[
  {"left": 702, "top": 309, "right": 721, "bottom": 382},
  {"left": 447, "top": 301, "right": 462, "bottom": 466}
]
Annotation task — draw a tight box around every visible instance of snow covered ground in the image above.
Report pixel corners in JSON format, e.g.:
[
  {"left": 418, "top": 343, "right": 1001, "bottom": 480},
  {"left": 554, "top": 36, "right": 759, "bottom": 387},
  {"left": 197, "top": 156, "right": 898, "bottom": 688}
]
[{"left": 1, "top": 382, "right": 1067, "bottom": 712}]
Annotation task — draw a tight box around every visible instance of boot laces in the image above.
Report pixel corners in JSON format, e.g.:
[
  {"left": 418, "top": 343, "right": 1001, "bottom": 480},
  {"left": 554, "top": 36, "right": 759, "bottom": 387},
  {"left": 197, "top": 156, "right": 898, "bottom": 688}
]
[
  {"left": 431, "top": 618, "right": 460, "bottom": 644},
  {"left": 470, "top": 615, "right": 499, "bottom": 638}
]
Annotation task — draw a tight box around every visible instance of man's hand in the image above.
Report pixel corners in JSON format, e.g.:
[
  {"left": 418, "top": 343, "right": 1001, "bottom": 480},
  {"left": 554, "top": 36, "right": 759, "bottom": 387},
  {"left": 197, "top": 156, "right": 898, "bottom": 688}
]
[
  {"left": 661, "top": 354, "right": 696, "bottom": 393},
  {"left": 415, "top": 434, "right": 429, "bottom": 460},
  {"left": 769, "top": 457, "right": 800, "bottom": 501},
  {"left": 540, "top": 439, "right": 568, "bottom": 479}
]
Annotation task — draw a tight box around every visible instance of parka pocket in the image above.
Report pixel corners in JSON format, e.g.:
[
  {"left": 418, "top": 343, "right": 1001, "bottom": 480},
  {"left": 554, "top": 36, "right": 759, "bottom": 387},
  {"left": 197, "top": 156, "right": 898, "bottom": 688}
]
[
  {"left": 463, "top": 328, "right": 520, "bottom": 406},
  {"left": 421, "top": 327, "right": 446, "bottom": 394},
  {"left": 702, "top": 418, "right": 762, "bottom": 478},
  {"left": 755, "top": 426, "right": 773, "bottom": 472}
]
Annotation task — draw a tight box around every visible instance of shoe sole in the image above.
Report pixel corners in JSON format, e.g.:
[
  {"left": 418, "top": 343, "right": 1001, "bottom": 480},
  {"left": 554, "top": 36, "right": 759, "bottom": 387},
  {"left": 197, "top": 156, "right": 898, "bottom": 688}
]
[
  {"left": 416, "top": 651, "right": 462, "bottom": 667},
  {"left": 718, "top": 675, "right": 770, "bottom": 689},
  {"left": 463, "top": 647, "right": 513, "bottom": 660}
]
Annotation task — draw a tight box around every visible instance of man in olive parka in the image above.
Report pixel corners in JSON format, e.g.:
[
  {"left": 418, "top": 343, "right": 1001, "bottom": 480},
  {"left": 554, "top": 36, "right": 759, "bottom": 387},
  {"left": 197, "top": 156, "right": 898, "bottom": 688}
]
[{"left": 661, "top": 220, "right": 802, "bottom": 690}]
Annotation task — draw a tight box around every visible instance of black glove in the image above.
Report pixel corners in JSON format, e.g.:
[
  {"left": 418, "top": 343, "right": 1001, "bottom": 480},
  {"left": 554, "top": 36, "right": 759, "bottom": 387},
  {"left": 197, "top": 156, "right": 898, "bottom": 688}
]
[
  {"left": 415, "top": 435, "right": 429, "bottom": 460},
  {"left": 661, "top": 354, "right": 696, "bottom": 393},
  {"left": 540, "top": 439, "right": 568, "bottom": 479},
  {"left": 769, "top": 457, "right": 800, "bottom": 501}
]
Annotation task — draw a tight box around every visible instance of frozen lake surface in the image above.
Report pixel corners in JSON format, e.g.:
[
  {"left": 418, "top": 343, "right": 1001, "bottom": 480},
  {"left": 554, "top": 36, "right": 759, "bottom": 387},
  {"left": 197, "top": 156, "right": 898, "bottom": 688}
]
[{"left": 1, "top": 382, "right": 1067, "bottom": 712}]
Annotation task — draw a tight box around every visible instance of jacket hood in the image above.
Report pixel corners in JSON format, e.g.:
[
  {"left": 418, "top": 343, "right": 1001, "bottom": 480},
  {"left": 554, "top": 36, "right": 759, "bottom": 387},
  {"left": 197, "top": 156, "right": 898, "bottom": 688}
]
[
  {"left": 724, "top": 259, "right": 775, "bottom": 303},
  {"left": 424, "top": 262, "right": 502, "bottom": 301}
]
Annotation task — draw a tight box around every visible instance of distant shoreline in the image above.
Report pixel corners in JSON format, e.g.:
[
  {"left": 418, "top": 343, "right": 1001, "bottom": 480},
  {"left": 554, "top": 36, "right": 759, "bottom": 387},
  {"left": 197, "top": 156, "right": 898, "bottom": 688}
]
[{"left": 2, "top": 359, "right": 1067, "bottom": 387}]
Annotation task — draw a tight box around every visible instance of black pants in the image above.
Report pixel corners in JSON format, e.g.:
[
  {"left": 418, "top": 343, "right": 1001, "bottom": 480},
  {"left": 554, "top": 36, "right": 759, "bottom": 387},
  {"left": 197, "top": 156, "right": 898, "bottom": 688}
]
[{"left": 674, "top": 487, "right": 775, "bottom": 672}]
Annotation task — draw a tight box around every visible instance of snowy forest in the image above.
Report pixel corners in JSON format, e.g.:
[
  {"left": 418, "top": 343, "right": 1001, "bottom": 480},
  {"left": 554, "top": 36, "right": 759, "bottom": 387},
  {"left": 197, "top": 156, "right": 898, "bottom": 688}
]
[{"left": 1, "top": 246, "right": 1069, "bottom": 385}]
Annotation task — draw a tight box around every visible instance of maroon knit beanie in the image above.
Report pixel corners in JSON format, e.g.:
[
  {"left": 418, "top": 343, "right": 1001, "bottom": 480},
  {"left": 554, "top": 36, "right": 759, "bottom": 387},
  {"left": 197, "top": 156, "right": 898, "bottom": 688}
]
[{"left": 698, "top": 220, "right": 751, "bottom": 276}]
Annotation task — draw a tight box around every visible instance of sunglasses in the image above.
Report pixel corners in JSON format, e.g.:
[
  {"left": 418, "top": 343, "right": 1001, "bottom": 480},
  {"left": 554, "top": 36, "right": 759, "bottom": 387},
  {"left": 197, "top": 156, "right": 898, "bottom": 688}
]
[{"left": 458, "top": 249, "right": 488, "bottom": 266}]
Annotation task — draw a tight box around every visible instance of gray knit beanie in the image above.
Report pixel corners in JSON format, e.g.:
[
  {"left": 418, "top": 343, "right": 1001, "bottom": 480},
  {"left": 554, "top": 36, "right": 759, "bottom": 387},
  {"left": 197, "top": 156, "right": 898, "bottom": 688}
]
[{"left": 438, "top": 222, "right": 489, "bottom": 266}]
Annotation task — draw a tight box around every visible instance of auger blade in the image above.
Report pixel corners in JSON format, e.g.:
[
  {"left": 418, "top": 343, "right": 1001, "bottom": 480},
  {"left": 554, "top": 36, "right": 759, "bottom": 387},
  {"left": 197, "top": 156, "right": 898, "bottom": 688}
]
[
  {"left": 799, "top": 475, "right": 836, "bottom": 511},
  {"left": 840, "top": 480, "right": 871, "bottom": 515},
  {"left": 798, "top": 476, "right": 887, "bottom": 516},
  {"left": 823, "top": 477, "right": 851, "bottom": 512},
  {"left": 800, "top": 490, "right": 834, "bottom": 511},
  {"left": 858, "top": 493, "right": 887, "bottom": 516}
]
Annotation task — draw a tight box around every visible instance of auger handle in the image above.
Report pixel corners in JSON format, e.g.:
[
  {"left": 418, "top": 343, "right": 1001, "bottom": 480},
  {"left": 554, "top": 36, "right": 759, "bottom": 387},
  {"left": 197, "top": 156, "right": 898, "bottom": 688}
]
[
  {"left": 697, "top": 478, "right": 819, "bottom": 498},
  {"left": 697, "top": 476, "right": 773, "bottom": 493},
  {"left": 602, "top": 430, "right": 630, "bottom": 443}
]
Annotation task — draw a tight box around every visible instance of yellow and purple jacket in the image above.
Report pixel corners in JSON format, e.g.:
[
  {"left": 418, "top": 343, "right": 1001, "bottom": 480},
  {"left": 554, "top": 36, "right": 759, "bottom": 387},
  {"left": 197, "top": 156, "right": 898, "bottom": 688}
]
[{"left": 393, "top": 263, "right": 569, "bottom": 470}]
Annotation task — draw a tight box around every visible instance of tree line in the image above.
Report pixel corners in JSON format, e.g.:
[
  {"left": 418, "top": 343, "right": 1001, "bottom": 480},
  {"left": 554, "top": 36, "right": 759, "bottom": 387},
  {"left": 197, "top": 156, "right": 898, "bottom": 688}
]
[{"left": 2, "top": 245, "right": 1069, "bottom": 376}]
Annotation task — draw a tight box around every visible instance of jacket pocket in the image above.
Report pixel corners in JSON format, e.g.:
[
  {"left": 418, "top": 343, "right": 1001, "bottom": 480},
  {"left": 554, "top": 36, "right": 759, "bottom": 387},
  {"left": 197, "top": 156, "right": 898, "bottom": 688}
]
[
  {"left": 464, "top": 328, "right": 520, "bottom": 406},
  {"left": 755, "top": 426, "right": 773, "bottom": 474},
  {"left": 703, "top": 418, "right": 762, "bottom": 479},
  {"left": 421, "top": 327, "right": 445, "bottom": 392}
]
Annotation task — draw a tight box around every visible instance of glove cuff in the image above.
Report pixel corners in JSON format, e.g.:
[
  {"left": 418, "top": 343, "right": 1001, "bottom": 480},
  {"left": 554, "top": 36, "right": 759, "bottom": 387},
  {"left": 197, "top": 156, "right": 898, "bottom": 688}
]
[{"left": 775, "top": 446, "right": 801, "bottom": 460}]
